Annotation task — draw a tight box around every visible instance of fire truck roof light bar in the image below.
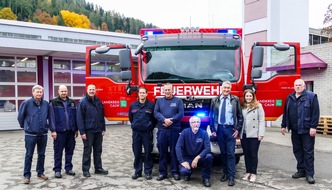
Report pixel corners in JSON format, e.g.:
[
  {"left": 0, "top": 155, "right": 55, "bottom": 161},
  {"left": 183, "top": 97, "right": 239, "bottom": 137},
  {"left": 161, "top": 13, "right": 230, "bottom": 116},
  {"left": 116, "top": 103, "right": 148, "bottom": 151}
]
[
  {"left": 217, "top": 29, "right": 237, "bottom": 34},
  {"left": 144, "top": 30, "right": 164, "bottom": 36},
  {"left": 142, "top": 28, "right": 238, "bottom": 36}
]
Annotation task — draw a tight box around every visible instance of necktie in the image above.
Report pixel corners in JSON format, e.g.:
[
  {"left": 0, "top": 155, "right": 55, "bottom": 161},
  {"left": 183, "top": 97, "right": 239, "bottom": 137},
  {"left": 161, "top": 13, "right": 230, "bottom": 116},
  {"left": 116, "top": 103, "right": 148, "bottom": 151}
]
[{"left": 220, "top": 97, "right": 226, "bottom": 124}]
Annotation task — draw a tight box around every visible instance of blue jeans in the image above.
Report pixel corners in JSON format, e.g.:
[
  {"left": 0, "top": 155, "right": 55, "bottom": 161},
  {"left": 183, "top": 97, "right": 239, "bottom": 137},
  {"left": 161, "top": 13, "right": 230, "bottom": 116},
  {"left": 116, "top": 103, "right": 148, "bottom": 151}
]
[
  {"left": 179, "top": 154, "right": 213, "bottom": 179},
  {"left": 217, "top": 126, "right": 236, "bottom": 178},
  {"left": 24, "top": 135, "right": 48, "bottom": 178}
]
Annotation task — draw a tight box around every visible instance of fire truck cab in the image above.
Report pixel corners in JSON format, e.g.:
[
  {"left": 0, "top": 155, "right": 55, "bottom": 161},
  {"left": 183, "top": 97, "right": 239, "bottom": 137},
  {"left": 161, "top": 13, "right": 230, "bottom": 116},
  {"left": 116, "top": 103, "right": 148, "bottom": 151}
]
[{"left": 86, "top": 27, "right": 301, "bottom": 163}]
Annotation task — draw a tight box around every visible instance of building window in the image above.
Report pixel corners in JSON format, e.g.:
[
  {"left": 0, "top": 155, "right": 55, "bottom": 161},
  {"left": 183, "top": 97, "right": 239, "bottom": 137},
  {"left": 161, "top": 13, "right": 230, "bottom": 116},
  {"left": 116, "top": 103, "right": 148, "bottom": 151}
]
[
  {"left": 305, "top": 81, "right": 313, "bottom": 92},
  {"left": 53, "top": 59, "right": 85, "bottom": 100},
  {"left": 309, "top": 34, "right": 329, "bottom": 45},
  {"left": 321, "top": 37, "right": 328, "bottom": 44},
  {"left": 0, "top": 55, "right": 37, "bottom": 112}
]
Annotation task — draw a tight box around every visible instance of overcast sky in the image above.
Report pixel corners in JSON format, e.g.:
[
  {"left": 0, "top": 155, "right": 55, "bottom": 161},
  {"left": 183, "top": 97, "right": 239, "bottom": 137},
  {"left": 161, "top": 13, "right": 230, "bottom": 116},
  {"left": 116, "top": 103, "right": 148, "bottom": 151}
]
[{"left": 86, "top": 0, "right": 331, "bottom": 29}]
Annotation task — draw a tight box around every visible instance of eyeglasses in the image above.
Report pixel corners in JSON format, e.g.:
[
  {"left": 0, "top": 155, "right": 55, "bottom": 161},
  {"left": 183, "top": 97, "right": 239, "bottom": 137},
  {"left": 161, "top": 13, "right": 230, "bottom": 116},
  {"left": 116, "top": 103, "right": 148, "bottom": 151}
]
[{"left": 190, "top": 121, "right": 200, "bottom": 124}]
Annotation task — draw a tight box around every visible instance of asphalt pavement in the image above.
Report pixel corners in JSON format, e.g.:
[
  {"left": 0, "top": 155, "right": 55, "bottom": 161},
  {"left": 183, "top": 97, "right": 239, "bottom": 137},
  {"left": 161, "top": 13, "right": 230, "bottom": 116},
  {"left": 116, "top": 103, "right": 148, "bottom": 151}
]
[{"left": 0, "top": 125, "right": 331, "bottom": 190}]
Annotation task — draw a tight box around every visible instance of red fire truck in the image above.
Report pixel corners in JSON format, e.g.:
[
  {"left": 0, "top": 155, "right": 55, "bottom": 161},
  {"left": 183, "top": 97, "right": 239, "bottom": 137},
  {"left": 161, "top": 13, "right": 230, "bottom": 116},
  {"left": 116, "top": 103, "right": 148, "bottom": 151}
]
[{"left": 85, "top": 28, "right": 301, "bottom": 162}]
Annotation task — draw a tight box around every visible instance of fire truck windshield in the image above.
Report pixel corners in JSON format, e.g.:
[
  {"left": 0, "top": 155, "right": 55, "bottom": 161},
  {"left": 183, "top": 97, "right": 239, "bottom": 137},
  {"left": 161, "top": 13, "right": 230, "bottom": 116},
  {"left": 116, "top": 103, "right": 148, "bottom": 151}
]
[{"left": 141, "top": 46, "right": 240, "bottom": 83}]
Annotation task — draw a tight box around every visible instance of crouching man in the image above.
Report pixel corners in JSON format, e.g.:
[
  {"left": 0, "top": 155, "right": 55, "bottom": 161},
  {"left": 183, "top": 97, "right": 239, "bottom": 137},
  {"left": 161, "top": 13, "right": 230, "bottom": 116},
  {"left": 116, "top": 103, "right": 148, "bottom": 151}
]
[{"left": 175, "top": 116, "right": 213, "bottom": 187}]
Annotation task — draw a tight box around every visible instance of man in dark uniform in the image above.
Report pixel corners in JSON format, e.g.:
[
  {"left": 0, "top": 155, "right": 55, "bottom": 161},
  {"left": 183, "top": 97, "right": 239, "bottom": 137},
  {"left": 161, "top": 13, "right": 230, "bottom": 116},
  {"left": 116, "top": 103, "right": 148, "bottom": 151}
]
[
  {"left": 281, "top": 79, "right": 320, "bottom": 184},
  {"left": 49, "top": 85, "right": 78, "bottom": 178},
  {"left": 154, "top": 83, "right": 184, "bottom": 181},
  {"left": 77, "top": 84, "right": 108, "bottom": 177},
  {"left": 176, "top": 116, "right": 213, "bottom": 187},
  {"left": 129, "top": 86, "right": 156, "bottom": 180}
]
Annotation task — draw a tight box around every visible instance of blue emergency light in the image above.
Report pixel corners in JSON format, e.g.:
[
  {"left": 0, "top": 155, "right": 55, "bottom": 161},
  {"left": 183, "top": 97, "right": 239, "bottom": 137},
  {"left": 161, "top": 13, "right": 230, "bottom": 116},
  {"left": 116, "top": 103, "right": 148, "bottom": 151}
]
[
  {"left": 144, "top": 30, "right": 164, "bottom": 35},
  {"left": 196, "top": 112, "right": 206, "bottom": 117},
  {"left": 217, "top": 29, "right": 237, "bottom": 34}
]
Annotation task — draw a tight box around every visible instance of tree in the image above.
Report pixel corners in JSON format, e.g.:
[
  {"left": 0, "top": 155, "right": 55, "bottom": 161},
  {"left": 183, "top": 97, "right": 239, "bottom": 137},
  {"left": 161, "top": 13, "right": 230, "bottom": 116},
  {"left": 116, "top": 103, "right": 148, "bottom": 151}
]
[
  {"left": 0, "top": 0, "right": 157, "bottom": 34},
  {"left": 57, "top": 12, "right": 65, "bottom": 26},
  {"left": 0, "top": 7, "right": 17, "bottom": 20},
  {"left": 60, "top": 10, "right": 90, "bottom": 29},
  {"left": 38, "top": 11, "right": 54, "bottom": 24},
  {"left": 18, "top": 0, "right": 34, "bottom": 21},
  {"left": 101, "top": 22, "right": 108, "bottom": 31},
  {"left": 322, "top": 3, "right": 332, "bottom": 41}
]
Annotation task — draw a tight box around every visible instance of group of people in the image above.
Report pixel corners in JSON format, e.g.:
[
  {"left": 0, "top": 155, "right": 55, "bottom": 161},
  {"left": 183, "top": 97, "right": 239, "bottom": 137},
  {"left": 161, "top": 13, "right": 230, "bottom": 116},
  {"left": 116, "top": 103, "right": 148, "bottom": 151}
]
[
  {"left": 129, "top": 83, "right": 214, "bottom": 187},
  {"left": 17, "top": 78, "right": 320, "bottom": 187},
  {"left": 18, "top": 84, "right": 108, "bottom": 184},
  {"left": 129, "top": 79, "right": 320, "bottom": 187}
]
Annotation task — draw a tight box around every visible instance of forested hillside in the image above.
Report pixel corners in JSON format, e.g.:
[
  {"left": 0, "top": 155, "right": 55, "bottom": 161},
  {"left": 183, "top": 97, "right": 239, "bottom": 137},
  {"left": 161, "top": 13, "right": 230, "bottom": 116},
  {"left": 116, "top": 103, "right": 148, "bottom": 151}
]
[{"left": 0, "top": 0, "right": 157, "bottom": 34}]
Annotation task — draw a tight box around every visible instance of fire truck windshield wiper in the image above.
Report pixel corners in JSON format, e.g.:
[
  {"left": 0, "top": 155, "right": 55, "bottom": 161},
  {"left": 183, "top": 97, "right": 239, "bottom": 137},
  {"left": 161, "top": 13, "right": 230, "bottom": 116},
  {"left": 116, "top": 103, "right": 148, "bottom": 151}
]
[
  {"left": 144, "top": 78, "right": 185, "bottom": 83},
  {"left": 199, "top": 78, "right": 224, "bottom": 83}
]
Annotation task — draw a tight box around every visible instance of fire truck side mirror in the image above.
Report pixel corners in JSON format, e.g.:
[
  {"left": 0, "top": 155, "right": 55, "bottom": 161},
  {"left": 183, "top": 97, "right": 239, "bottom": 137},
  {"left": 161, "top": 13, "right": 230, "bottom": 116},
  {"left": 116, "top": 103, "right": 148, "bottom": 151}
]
[
  {"left": 252, "top": 47, "right": 264, "bottom": 68},
  {"left": 119, "top": 50, "right": 132, "bottom": 70},
  {"left": 251, "top": 69, "right": 262, "bottom": 79},
  {"left": 120, "top": 71, "right": 132, "bottom": 81},
  {"left": 274, "top": 43, "right": 290, "bottom": 51},
  {"left": 95, "top": 45, "right": 111, "bottom": 54}
]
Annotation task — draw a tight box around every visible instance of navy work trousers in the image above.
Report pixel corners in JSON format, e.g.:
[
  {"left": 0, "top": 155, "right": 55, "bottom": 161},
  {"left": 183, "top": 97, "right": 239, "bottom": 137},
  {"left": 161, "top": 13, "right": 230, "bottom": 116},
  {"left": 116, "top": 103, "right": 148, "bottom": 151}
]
[
  {"left": 216, "top": 126, "right": 236, "bottom": 178},
  {"left": 157, "top": 130, "right": 180, "bottom": 176},
  {"left": 240, "top": 133, "right": 261, "bottom": 174},
  {"left": 24, "top": 135, "right": 47, "bottom": 178},
  {"left": 179, "top": 154, "right": 213, "bottom": 179},
  {"left": 53, "top": 131, "right": 76, "bottom": 172},
  {"left": 132, "top": 131, "right": 153, "bottom": 175},
  {"left": 291, "top": 130, "right": 315, "bottom": 176},
  {"left": 82, "top": 131, "right": 103, "bottom": 172}
]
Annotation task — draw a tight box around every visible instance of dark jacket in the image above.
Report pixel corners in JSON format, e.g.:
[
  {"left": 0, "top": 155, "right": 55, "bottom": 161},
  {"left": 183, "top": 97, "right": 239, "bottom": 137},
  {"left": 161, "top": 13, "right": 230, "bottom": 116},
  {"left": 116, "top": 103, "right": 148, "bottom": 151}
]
[
  {"left": 49, "top": 96, "right": 77, "bottom": 132},
  {"left": 154, "top": 96, "right": 184, "bottom": 131},
  {"left": 176, "top": 128, "right": 211, "bottom": 163},
  {"left": 77, "top": 94, "right": 106, "bottom": 135},
  {"left": 129, "top": 99, "right": 156, "bottom": 132},
  {"left": 17, "top": 97, "right": 50, "bottom": 136},
  {"left": 209, "top": 94, "right": 243, "bottom": 134},
  {"left": 281, "top": 90, "right": 320, "bottom": 134}
]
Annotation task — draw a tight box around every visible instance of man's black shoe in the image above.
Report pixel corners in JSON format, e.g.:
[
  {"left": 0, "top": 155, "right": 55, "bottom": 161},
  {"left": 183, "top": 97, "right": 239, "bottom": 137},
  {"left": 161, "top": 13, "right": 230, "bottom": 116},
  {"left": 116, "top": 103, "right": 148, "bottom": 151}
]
[
  {"left": 306, "top": 176, "right": 315, "bottom": 184},
  {"left": 184, "top": 175, "right": 191, "bottom": 181},
  {"left": 145, "top": 174, "right": 152, "bottom": 180},
  {"left": 173, "top": 174, "right": 181, "bottom": 181},
  {"left": 83, "top": 172, "right": 91, "bottom": 177},
  {"left": 228, "top": 177, "right": 235, "bottom": 186},
  {"left": 66, "top": 170, "right": 76, "bottom": 176},
  {"left": 220, "top": 174, "right": 229, "bottom": 182},
  {"left": 203, "top": 178, "right": 211, "bottom": 187},
  {"left": 156, "top": 175, "right": 167, "bottom": 181},
  {"left": 95, "top": 168, "right": 108, "bottom": 175},
  {"left": 292, "top": 172, "right": 306, "bottom": 179},
  {"left": 131, "top": 173, "right": 142, "bottom": 179},
  {"left": 54, "top": 172, "right": 62, "bottom": 178}
]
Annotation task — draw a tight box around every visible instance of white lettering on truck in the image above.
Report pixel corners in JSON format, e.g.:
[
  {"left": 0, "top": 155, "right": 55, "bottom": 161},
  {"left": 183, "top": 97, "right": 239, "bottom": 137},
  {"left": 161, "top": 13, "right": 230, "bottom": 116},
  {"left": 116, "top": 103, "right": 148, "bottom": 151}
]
[{"left": 154, "top": 86, "right": 221, "bottom": 96}]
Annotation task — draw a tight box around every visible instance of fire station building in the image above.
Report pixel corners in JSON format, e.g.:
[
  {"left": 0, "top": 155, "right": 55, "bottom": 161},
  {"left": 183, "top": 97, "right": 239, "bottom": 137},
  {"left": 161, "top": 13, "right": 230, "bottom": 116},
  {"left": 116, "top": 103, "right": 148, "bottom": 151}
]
[{"left": 0, "top": 19, "right": 140, "bottom": 130}]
